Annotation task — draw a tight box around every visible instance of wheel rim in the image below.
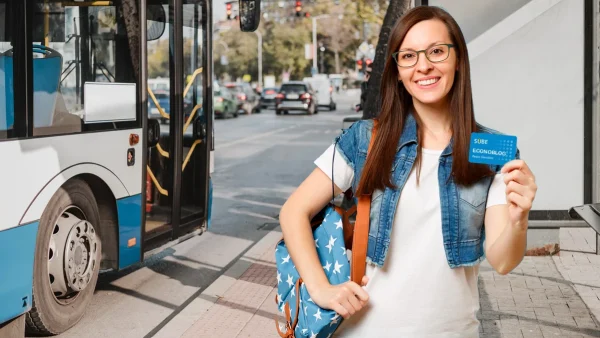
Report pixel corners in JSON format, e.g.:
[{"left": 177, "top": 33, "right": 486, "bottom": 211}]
[{"left": 48, "top": 206, "right": 99, "bottom": 304}]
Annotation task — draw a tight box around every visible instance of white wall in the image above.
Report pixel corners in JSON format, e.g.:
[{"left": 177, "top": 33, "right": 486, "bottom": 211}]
[{"left": 430, "top": 0, "right": 585, "bottom": 210}]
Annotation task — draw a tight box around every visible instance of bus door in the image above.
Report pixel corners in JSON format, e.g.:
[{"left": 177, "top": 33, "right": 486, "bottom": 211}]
[{"left": 145, "top": 0, "right": 212, "bottom": 248}]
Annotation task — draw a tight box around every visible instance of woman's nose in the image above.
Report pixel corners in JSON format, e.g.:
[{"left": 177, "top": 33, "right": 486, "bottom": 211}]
[{"left": 416, "top": 52, "right": 433, "bottom": 72}]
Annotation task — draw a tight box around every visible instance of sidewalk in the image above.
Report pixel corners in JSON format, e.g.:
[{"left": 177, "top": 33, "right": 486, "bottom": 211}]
[{"left": 156, "top": 228, "right": 600, "bottom": 338}]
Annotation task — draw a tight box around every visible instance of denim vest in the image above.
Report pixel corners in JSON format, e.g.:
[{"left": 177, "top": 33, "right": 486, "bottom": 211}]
[{"left": 334, "top": 113, "right": 520, "bottom": 269}]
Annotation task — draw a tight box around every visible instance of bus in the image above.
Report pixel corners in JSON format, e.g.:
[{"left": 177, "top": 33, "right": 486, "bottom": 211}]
[{"left": 0, "top": 0, "right": 260, "bottom": 336}]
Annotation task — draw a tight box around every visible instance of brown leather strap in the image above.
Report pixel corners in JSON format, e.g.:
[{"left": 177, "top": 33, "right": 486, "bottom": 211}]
[
  {"left": 350, "top": 121, "right": 377, "bottom": 284},
  {"left": 275, "top": 278, "right": 303, "bottom": 337}
]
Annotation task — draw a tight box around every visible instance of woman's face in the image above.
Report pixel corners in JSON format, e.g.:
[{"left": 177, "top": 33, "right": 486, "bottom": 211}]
[{"left": 397, "top": 19, "right": 457, "bottom": 107}]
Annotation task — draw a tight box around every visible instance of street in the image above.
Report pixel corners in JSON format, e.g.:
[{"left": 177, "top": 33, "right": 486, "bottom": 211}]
[{"left": 50, "top": 91, "right": 359, "bottom": 338}]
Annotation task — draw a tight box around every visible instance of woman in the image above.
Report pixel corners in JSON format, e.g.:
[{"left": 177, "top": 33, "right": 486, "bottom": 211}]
[{"left": 278, "top": 6, "right": 537, "bottom": 337}]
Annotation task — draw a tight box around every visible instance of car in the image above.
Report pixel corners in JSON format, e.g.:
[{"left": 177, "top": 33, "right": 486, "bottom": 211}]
[
  {"left": 148, "top": 90, "right": 170, "bottom": 124},
  {"left": 214, "top": 83, "right": 239, "bottom": 119},
  {"left": 275, "top": 81, "right": 318, "bottom": 115},
  {"left": 260, "top": 87, "right": 279, "bottom": 109},
  {"left": 304, "top": 75, "right": 336, "bottom": 111},
  {"left": 225, "top": 82, "right": 261, "bottom": 114}
]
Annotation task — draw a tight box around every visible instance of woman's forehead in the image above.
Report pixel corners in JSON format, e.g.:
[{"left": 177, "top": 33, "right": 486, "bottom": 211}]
[{"left": 399, "top": 19, "right": 451, "bottom": 50}]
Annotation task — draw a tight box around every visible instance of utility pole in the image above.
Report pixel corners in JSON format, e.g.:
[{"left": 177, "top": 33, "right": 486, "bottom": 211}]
[
  {"left": 312, "top": 16, "right": 317, "bottom": 74},
  {"left": 255, "top": 30, "right": 263, "bottom": 89}
]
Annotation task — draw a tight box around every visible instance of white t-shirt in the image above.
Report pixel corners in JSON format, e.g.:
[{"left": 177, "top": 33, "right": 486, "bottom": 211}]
[{"left": 314, "top": 145, "right": 507, "bottom": 338}]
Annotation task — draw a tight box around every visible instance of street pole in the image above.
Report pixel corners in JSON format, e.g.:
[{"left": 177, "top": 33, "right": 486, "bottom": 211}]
[
  {"left": 255, "top": 30, "right": 263, "bottom": 89},
  {"left": 312, "top": 17, "right": 317, "bottom": 73}
]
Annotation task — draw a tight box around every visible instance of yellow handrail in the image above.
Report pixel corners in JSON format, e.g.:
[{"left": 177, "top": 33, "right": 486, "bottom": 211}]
[
  {"left": 156, "top": 144, "right": 170, "bottom": 158},
  {"left": 147, "top": 88, "right": 170, "bottom": 120},
  {"left": 183, "top": 68, "right": 203, "bottom": 98},
  {"left": 63, "top": 1, "right": 113, "bottom": 6},
  {"left": 183, "top": 104, "right": 202, "bottom": 133},
  {"left": 182, "top": 140, "right": 203, "bottom": 171},
  {"left": 146, "top": 166, "right": 168, "bottom": 196}
]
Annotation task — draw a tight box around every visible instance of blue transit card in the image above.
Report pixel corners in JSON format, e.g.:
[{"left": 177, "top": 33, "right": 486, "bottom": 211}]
[{"left": 469, "top": 133, "right": 517, "bottom": 166}]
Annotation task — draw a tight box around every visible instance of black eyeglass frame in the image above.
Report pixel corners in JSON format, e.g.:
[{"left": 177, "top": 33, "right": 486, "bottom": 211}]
[{"left": 392, "top": 43, "right": 455, "bottom": 68}]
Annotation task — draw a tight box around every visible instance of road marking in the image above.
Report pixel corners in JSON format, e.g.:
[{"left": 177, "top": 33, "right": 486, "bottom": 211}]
[
  {"left": 218, "top": 126, "right": 296, "bottom": 149},
  {"left": 228, "top": 208, "right": 278, "bottom": 221}
]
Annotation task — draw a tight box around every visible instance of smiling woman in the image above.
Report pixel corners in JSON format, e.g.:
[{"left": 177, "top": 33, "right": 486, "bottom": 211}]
[{"left": 277, "top": 5, "right": 537, "bottom": 337}]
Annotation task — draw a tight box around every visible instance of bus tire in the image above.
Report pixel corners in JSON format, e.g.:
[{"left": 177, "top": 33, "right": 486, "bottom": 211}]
[{"left": 26, "top": 178, "right": 102, "bottom": 336}]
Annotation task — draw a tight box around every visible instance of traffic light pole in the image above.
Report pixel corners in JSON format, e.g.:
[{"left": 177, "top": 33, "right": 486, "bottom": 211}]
[
  {"left": 255, "top": 30, "right": 262, "bottom": 89},
  {"left": 312, "top": 16, "right": 317, "bottom": 73}
]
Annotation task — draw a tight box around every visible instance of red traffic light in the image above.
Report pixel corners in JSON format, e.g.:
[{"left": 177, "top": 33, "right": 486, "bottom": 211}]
[
  {"left": 356, "top": 60, "right": 363, "bottom": 66},
  {"left": 226, "top": 3, "right": 232, "bottom": 19},
  {"left": 295, "top": 1, "right": 302, "bottom": 12},
  {"left": 365, "top": 59, "right": 372, "bottom": 65}
]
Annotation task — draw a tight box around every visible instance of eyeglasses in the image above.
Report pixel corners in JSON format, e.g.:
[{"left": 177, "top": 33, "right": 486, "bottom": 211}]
[{"left": 392, "top": 43, "right": 455, "bottom": 68}]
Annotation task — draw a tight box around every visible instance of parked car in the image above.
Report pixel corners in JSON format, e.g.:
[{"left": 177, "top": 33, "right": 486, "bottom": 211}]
[
  {"left": 275, "top": 81, "right": 318, "bottom": 115},
  {"left": 225, "top": 82, "right": 261, "bottom": 114},
  {"left": 214, "top": 84, "right": 239, "bottom": 119},
  {"left": 260, "top": 87, "right": 279, "bottom": 109}
]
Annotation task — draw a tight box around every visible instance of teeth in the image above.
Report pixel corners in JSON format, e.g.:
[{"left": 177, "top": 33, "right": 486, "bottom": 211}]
[{"left": 417, "top": 78, "right": 439, "bottom": 86}]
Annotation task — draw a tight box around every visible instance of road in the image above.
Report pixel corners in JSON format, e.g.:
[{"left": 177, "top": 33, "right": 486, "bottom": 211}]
[{"left": 50, "top": 90, "right": 359, "bottom": 338}]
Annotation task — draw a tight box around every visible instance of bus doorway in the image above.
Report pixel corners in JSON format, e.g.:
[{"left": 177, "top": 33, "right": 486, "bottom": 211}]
[{"left": 144, "top": 0, "right": 212, "bottom": 250}]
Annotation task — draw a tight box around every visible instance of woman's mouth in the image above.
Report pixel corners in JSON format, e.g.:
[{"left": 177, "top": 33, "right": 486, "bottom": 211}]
[{"left": 415, "top": 77, "right": 440, "bottom": 88}]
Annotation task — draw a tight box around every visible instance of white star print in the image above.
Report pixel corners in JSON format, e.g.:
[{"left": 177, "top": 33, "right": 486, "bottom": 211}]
[
  {"left": 286, "top": 274, "right": 294, "bottom": 287},
  {"left": 277, "top": 272, "right": 282, "bottom": 284},
  {"left": 313, "top": 308, "right": 322, "bottom": 321},
  {"left": 315, "top": 238, "right": 319, "bottom": 248},
  {"left": 333, "top": 260, "right": 343, "bottom": 274},
  {"left": 304, "top": 305, "right": 308, "bottom": 316},
  {"left": 323, "top": 261, "right": 331, "bottom": 272},
  {"left": 308, "top": 297, "right": 314, "bottom": 303},
  {"left": 282, "top": 254, "right": 290, "bottom": 264},
  {"left": 291, "top": 286, "right": 296, "bottom": 297},
  {"left": 325, "top": 235, "right": 337, "bottom": 253},
  {"left": 330, "top": 313, "right": 340, "bottom": 326},
  {"left": 310, "top": 331, "right": 317, "bottom": 338},
  {"left": 277, "top": 293, "right": 282, "bottom": 303},
  {"left": 327, "top": 334, "right": 333, "bottom": 338},
  {"left": 302, "top": 328, "right": 308, "bottom": 335},
  {"left": 335, "top": 219, "right": 343, "bottom": 229},
  {"left": 341, "top": 246, "right": 347, "bottom": 254}
]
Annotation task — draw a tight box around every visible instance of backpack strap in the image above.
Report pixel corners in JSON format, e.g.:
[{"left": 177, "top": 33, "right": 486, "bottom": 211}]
[{"left": 350, "top": 120, "right": 377, "bottom": 284}]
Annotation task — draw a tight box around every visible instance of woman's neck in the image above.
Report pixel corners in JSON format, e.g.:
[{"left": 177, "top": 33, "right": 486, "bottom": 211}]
[{"left": 412, "top": 99, "right": 452, "bottom": 150}]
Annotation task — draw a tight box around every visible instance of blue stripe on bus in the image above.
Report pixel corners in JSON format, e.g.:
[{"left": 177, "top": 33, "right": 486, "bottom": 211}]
[
  {"left": 0, "top": 221, "right": 38, "bottom": 323},
  {"left": 117, "top": 194, "right": 142, "bottom": 270}
]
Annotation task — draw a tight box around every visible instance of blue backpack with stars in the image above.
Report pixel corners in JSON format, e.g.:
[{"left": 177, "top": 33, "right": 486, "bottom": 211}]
[{"left": 274, "top": 125, "right": 376, "bottom": 338}]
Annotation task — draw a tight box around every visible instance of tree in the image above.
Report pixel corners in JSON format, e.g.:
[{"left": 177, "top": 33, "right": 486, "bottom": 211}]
[{"left": 362, "top": 0, "right": 411, "bottom": 119}]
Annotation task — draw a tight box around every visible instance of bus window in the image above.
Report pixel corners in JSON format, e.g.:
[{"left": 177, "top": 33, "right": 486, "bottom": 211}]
[
  {"left": 30, "top": 1, "right": 140, "bottom": 136},
  {"left": 0, "top": 3, "right": 11, "bottom": 139}
]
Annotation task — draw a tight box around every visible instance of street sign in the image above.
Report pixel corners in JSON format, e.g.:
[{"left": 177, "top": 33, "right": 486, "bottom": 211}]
[
  {"left": 220, "top": 55, "right": 228, "bottom": 65},
  {"left": 305, "top": 44, "right": 313, "bottom": 60}
]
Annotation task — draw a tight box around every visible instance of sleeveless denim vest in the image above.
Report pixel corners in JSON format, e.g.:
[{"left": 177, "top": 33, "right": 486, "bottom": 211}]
[{"left": 333, "top": 113, "right": 520, "bottom": 268}]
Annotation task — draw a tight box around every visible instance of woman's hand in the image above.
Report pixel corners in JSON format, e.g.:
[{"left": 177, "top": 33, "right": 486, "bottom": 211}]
[
  {"left": 308, "top": 276, "right": 370, "bottom": 319},
  {"left": 501, "top": 159, "right": 538, "bottom": 230}
]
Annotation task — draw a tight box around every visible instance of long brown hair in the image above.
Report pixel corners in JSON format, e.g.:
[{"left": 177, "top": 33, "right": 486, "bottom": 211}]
[{"left": 356, "top": 6, "right": 493, "bottom": 196}]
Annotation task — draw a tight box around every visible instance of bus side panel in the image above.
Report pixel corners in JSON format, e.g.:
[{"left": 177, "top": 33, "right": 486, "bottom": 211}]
[
  {"left": 116, "top": 194, "right": 142, "bottom": 270},
  {"left": 0, "top": 129, "right": 143, "bottom": 234},
  {"left": 0, "top": 221, "right": 38, "bottom": 323},
  {"left": 21, "top": 163, "right": 130, "bottom": 225}
]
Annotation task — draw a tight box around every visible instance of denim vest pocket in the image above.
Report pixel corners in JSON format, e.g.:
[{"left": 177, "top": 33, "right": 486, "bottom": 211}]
[{"left": 457, "top": 177, "right": 492, "bottom": 242}]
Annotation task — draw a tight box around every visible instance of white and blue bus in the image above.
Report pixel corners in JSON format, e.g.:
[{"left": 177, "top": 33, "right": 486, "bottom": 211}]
[{"left": 0, "top": 0, "right": 260, "bottom": 336}]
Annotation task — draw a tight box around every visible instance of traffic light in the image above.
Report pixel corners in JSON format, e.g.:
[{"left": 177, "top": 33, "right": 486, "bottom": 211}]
[
  {"left": 226, "top": 3, "right": 232, "bottom": 20},
  {"left": 295, "top": 1, "right": 302, "bottom": 17}
]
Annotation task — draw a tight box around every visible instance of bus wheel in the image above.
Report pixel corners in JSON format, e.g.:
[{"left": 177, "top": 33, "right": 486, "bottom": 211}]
[{"left": 26, "top": 179, "right": 101, "bottom": 336}]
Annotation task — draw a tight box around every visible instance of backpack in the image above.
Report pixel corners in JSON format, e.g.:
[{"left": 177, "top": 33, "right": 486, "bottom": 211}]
[{"left": 274, "top": 124, "right": 376, "bottom": 337}]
